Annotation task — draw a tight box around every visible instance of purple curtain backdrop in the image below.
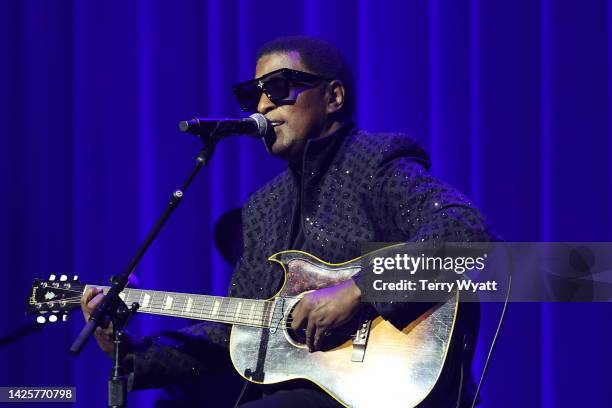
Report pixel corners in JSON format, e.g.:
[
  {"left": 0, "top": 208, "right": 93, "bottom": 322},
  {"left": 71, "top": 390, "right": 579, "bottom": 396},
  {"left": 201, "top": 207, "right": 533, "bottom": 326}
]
[{"left": 1, "top": 0, "right": 611, "bottom": 407}]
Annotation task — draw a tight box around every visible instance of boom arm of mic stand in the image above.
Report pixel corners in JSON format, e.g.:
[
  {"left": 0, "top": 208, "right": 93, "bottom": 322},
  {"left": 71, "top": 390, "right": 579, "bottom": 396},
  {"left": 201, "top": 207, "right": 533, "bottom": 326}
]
[
  {"left": 70, "top": 138, "right": 217, "bottom": 355},
  {"left": 68, "top": 136, "right": 219, "bottom": 408}
]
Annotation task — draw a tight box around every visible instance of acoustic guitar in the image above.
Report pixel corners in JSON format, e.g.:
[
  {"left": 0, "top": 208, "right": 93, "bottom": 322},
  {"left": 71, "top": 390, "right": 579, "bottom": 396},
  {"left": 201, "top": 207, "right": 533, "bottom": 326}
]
[{"left": 27, "top": 249, "right": 458, "bottom": 408}]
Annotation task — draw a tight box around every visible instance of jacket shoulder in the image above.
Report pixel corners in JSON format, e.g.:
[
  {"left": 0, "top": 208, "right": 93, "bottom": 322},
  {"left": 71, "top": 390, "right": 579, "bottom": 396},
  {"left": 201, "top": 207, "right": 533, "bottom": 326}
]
[{"left": 344, "top": 130, "right": 431, "bottom": 170}]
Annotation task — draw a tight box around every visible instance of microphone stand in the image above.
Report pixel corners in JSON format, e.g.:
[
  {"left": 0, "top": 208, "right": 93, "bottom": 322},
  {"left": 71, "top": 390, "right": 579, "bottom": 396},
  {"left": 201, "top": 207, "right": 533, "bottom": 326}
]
[{"left": 69, "top": 131, "right": 222, "bottom": 408}]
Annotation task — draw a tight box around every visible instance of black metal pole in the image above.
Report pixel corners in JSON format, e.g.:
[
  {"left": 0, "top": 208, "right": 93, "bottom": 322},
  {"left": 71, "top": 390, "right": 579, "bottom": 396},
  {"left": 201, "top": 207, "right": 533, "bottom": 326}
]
[{"left": 69, "top": 133, "right": 220, "bottom": 408}]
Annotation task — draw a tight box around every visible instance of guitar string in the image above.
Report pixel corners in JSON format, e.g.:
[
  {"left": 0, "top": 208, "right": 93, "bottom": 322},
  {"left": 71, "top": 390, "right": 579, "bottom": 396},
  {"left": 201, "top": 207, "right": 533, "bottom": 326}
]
[
  {"left": 37, "top": 297, "right": 276, "bottom": 323},
  {"left": 40, "top": 285, "right": 338, "bottom": 327},
  {"left": 37, "top": 286, "right": 279, "bottom": 308},
  {"left": 36, "top": 284, "right": 370, "bottom": 330},
  {"left": 35, "top": 290, "right": 303, "bottom": 323},
  {"left": 34, "top": 297, "right": 363, "bottom": 336},
  {"left": 37, "top": 298, "right": 295, "bottom": 327},
  {"left": 37, "top": 286, "right": 279, "bottom": 313},
  {"left": 37, "top": 297, "right": 311, "bottom": 328},
  {"left": 36, "top": 295, "right": 287, "bottom": 326},
  {"left": 36, "top": 291, "right": 346, "bottom": 327},
  {"left": 37, "top": 286, "right": 336, "bottom": 325},
  {"left": 37, "top": 301, "right": 276, "bottom": 330}
]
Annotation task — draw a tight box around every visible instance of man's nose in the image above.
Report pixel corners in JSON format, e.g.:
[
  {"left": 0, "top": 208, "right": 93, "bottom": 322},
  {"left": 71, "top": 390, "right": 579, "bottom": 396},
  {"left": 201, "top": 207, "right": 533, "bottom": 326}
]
[{"left": 257, "top": 92, "right": 276, "bottom": 114}]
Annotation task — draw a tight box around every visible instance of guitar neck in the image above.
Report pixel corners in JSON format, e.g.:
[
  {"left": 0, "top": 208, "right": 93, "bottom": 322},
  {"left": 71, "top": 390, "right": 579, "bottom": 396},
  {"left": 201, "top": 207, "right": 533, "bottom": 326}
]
[{"left": 86, "top": 285, "right": 277, "bottom": 329}]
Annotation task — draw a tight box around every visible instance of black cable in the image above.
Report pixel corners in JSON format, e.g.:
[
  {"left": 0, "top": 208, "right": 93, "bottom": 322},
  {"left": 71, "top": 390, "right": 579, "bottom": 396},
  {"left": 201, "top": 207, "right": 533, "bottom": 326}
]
[
  {"left": 470, "top": 243, "right": 513, "bottom": 408},
  {"left": 232, "top": 380, "right": 250, "bottom": 408}
]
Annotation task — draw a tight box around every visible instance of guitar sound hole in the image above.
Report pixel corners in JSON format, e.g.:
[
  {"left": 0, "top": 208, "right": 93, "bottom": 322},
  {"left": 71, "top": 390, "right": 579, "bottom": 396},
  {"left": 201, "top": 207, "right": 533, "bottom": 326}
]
[
  {"left": 285, "top": 303, "right": 307, "bottom": 345},
  {"left": 284, "top": 303, "right": 351, "bottom": 350}
]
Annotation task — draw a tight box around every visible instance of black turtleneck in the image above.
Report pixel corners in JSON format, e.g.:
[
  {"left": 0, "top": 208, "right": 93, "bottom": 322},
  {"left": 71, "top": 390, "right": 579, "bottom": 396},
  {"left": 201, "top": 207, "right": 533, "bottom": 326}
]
[{"left": 287, "top": 120, "right": 357, "bottom": 249}]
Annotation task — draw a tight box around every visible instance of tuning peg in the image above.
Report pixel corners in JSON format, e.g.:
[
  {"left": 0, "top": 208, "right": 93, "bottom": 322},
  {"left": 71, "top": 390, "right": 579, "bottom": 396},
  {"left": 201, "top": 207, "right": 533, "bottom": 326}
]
[
  {"left": 36, "top": 316, "right": 46, "bottom": 324},
  {"left": 49, "top": 274, "right": 56, "bottom": 281},
  {"left": 48, "top": 315, "right": 58, "bottom": 323},
  {"left": 62, "top": 314, "right": 68, "bottom": 322},
  {"left": 73, "top": 275, "right": 78, "bottom": 281},
  {"left": 60, "top": 275, "right": 67, "bottom": 282}
]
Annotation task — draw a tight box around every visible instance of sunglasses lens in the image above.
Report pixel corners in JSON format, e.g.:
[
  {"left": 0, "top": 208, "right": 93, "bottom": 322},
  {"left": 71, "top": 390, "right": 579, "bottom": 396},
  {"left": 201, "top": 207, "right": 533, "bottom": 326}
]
[
  {"left": 261, "top": 76, "right": 289, "bottom": 102},
  {"left": 233, "top": 82, "right": 261, "bottom": 112}
]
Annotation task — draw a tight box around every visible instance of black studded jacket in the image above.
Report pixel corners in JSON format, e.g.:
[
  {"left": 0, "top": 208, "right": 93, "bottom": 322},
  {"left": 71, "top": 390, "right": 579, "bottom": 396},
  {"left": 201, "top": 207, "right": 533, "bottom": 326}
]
[{"left": 126, "top": 122, "right": 491, "bottom": 405}]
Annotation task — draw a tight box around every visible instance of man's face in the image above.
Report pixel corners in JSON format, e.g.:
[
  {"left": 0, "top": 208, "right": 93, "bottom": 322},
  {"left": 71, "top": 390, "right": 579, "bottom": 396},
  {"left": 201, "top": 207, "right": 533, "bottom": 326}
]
[{"left": 255, "top": 51, "right": 329, "bottom": 162}]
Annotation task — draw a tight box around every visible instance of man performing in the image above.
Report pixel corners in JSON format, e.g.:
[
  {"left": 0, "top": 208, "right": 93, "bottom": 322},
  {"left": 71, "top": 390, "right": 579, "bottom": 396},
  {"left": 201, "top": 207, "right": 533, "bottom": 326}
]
[{"left": 82, "top": 36, "right": 491, "bottom": 407}]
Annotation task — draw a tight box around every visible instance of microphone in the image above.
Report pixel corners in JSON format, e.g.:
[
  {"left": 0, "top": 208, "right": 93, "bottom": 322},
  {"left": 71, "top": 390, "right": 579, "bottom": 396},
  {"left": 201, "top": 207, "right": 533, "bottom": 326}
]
[{"left": 179, "top": 113, "right": 269, "bottom": 138}]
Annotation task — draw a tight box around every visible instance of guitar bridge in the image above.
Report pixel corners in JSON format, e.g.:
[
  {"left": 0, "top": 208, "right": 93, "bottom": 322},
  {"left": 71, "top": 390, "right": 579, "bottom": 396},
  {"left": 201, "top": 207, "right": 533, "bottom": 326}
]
[{"left": 351, "top": 318, "right": 372, "bottom": 362}]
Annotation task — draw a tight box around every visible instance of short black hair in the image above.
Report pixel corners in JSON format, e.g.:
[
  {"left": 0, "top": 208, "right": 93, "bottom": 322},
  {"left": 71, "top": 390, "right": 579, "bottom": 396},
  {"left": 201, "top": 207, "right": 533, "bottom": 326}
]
[{"left": 256, "top": 36, "right": 355, "bottom": 119}]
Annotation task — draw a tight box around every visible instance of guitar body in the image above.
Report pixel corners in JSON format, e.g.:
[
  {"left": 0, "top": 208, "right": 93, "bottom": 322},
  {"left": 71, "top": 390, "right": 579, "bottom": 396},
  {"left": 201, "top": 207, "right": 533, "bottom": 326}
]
[
  {"left": 27, "top": 248, "right": 459, "bottom": 408},
  {"left": 229, "top": 250, "right": 458, "bottom": 408}
]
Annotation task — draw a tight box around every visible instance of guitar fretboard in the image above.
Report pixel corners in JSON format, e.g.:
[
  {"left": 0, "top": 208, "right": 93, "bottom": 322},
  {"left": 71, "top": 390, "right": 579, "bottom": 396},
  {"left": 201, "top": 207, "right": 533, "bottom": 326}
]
[{"left": 86, "top": 286, "right": 278, "bottom": 329}]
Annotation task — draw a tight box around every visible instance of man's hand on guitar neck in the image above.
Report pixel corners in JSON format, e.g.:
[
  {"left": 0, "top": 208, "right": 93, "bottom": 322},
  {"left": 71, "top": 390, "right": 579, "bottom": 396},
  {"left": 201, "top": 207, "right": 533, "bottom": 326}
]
[
  {"left": 80, "top": 287, "right": 119, "bottom": 357},
  {"left": 290, "top": 279, "right": 362, "bottom": 352}
]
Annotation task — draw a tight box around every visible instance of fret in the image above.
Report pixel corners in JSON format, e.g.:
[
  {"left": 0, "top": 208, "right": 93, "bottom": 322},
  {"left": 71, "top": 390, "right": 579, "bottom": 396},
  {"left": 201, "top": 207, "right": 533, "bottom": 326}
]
[
  {"left": 142, "top": 292, "right": 151, "bottom": 309},
  {"left": 209, "top": 296, "right": 219, "bottom": 319},
  {"left": 219, "top": 297, "right": 230, "bottom": 323},
  {"left": 138, "top": 290, "right": 145, "bottom": 310},
  {"left": 215, "top": 296, "right": 223, "bottom": 321},
  {"left": 267, "top": 299, "right": 276, "bottom": 328},
  {"left": 191, "top": 295, "right": 202, "bottom": 319},
  {"left": 218, "top": 297, "right": 226, "bottom": 322},
  {"left": 228, "top": 298, "right": 239, "bottom": 325},
  {"left": 253, "top": 300, "right": 262, "bottom": 326},
  {"left": 200, "top": 295, "right": 210, "bottom": 319},
  {"left": 184, "top": 296, "right": 194, "bottom": 316},
  {"left": 261, "top": 301, "right": 271, "bottom": 328},
  {"left": 163, "top": 294, "right": 174, "bottom": 310},
  {"left": 240, "top": 299, "right": 249, "bottom": 324},
  {"left": 247, "top": 301, "right": 256, "bottom": 324},
  {"left": 175, "top": 294, "right": 186, "bottom": 317},
  {"left": 170, "top": 293, "right": 179, "bottom": 315},
  {"left": 189, "top": 295, "right": 199, "bottom": 318},
  {"left": 121, "top": 288, "right": 130, "bottom": 303},
  {"left": 221, "top": 297, "right": 233, "bottom": 323},
  {"left": 150, "top": 290, "right": 159, "bottom": 310},
  {"left": 226, "top": 297, "right": 236, "bottom": 323},
  {"left": 153, "top": 290, "right": 162, "bottom": 310},
  {"left": 169, "top": 293, "right": 179, "bottom": 315},
  {"left": 259, "top": 301, "right": 269, "bottom": 327},
  {"left": 126, "top": 288, "right": 135, "bottom": 306},
  {"left": 211, "top": 298, "right": 221, "bottom": 317},
  {"left": 182, "top": 294, "right": 190, "bottom": 317},
  {"left": 156, "top": 291, "right": 164, "bottom": 309},
  {"left": 235, "top": 300, "right": 243, "bottom": 325},
  {"left": 189, "top": 296, "right": 204, "bottom": 319},
  {"left": 125, "top": 288, "right": 136, "bottom": 306}
]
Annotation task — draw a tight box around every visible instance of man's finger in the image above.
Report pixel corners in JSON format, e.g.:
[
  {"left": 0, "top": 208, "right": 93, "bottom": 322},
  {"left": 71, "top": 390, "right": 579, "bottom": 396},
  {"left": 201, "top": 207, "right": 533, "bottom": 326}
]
[
  {"left": 305, "top": 318, "right": 317, "bottom": 352},
  {"left": 291, "top": 299, "right": 309, "bottom": 331},
  {"left": 81, "top": 287, "right": 99, "bottom": 308},
  {"left": 88, "top": 292, "right": 105, "bottom": 312},
  {"left": 84, "top": 291, "right": 105, "bottom": 323},
  {"left": 81, "top": 287, "right": 102, "bottom": 319},
  {"left": 313, "top": 325, "right": 327, "bottom": 351}
]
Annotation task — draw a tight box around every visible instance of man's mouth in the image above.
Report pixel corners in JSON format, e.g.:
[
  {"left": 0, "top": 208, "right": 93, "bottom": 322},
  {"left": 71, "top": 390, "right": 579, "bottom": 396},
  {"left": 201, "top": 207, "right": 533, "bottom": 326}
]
[{"left": 270, "top": 121, "right": 285, "bottom": 127}]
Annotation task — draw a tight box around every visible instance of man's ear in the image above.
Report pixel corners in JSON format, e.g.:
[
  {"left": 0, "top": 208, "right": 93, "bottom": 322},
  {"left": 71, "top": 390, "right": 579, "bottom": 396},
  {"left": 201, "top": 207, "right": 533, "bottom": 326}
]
[{"left": 326, "top": 80, "right": 345, "bottom": 115}]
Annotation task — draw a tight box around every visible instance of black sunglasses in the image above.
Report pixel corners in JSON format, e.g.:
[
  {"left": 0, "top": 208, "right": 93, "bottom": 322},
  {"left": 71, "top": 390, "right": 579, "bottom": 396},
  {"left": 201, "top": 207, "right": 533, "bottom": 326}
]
[{"left": 233, "top": 68, "right": 331, "bottom": 113}]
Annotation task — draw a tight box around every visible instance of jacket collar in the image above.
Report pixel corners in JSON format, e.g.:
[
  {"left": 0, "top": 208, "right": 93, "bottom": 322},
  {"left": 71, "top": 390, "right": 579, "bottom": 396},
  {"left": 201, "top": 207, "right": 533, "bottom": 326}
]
[{"left": 289, "top": 120, "right": 357, "bottom": 180}]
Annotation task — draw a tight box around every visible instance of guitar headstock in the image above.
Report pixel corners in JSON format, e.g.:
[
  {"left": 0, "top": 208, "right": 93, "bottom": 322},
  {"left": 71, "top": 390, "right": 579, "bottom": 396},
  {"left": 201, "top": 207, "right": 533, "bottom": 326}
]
[{"left": 28, "top": 275, "right": 85, "bottom": 323}]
